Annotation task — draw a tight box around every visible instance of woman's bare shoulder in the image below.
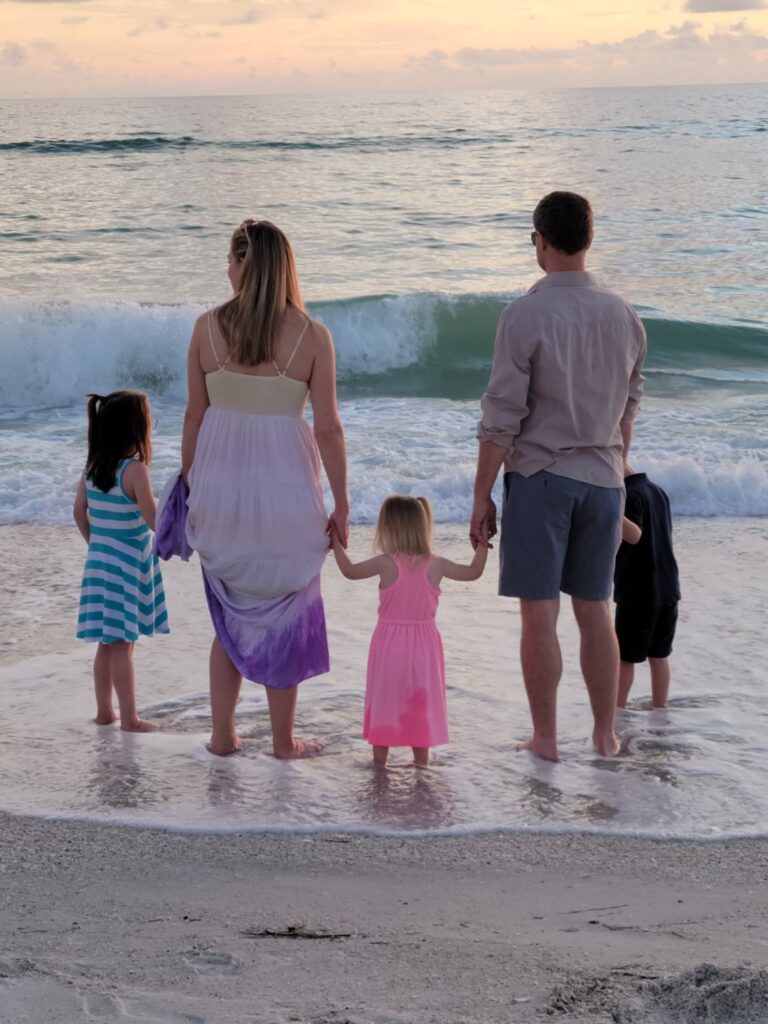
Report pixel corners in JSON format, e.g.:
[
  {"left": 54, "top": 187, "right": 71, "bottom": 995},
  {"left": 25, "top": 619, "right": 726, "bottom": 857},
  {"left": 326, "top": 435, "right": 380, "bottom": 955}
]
[{"left": 301, "top": 313, "right": 333, "bottom": 350}]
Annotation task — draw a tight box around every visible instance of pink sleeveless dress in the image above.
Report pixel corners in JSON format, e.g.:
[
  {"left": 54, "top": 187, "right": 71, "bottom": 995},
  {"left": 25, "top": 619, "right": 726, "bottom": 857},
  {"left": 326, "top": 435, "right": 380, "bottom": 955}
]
[{"left": 364, "top": 556, "right": 449, "bottom": 749}]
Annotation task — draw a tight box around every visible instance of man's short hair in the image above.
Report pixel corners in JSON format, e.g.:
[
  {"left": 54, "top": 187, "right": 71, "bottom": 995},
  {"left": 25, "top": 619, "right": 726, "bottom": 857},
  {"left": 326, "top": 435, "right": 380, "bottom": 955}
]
[{"left": 533, "top": 191, "right": 593, "bottom": 255}]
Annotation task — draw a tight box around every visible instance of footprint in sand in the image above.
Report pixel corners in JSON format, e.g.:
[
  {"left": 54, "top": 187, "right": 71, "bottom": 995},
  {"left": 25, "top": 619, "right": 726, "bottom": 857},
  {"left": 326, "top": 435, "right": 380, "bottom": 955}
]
[{"left": 182, "top": 951, "right": 242, "bottom": 976}]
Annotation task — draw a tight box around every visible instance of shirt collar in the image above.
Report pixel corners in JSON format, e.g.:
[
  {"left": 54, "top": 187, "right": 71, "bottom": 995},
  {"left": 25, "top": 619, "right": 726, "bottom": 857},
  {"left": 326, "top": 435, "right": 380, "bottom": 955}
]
[{"left": 529, "top": 271, "right": 598, "bottom": 291}]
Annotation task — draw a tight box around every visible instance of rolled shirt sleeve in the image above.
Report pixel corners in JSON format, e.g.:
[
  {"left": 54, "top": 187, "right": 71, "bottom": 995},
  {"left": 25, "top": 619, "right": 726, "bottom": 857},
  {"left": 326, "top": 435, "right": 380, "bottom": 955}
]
[
  {"left": 621, "top": 313, "right": 647, "bottom": 425},
  {"left": 477, "top": 305, "right": 531, "bottom": 450}
]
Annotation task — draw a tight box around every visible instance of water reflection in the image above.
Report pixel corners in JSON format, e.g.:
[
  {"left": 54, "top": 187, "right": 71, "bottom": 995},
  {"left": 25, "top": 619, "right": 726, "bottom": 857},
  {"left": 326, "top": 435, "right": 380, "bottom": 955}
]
[
  {"left": 354, "top": 762, "right": 457, "bottom": 831},
  {"left": 88, "top": 730, "right": 160, "bottom": 810}
]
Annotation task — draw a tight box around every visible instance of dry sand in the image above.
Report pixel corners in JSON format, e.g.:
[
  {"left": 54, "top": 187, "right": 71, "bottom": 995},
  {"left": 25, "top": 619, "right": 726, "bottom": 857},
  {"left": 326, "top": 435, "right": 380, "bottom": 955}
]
[{"left": 2, "top": 816, "right": 768, "bottom": 1023}]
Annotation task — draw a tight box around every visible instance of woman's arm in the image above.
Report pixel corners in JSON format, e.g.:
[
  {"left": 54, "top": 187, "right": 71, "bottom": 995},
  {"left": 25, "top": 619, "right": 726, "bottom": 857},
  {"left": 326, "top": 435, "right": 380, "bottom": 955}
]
[
  {"left": 73, "top": 475, "right": 89, "bottom": 542},
  {"left": 122, "top": 461, "right": 158, "bottom": 531},
  {"left": 182, "top": 318, "right": 210, "bottom": 484},
  {"left": 309, "top": 324, "right": 349, "bottom": 546}
]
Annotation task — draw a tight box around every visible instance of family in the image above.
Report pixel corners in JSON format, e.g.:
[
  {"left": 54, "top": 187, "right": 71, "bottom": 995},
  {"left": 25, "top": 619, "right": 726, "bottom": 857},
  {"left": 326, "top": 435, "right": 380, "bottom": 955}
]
[{"left": 74, "top": 190, "right": 679, "bottom": 767}]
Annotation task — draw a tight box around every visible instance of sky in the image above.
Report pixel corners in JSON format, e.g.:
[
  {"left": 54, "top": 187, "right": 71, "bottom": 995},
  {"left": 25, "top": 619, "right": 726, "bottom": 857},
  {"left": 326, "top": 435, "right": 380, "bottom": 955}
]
[{"left": 0, "top": 0, "right": 767, "bottom": 98}]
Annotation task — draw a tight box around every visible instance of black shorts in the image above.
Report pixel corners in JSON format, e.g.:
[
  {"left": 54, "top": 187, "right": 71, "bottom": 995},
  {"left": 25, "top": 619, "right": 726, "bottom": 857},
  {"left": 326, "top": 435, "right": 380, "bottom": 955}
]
[{"left": 615, "top": 602, "right": 678, "bottom": 664}]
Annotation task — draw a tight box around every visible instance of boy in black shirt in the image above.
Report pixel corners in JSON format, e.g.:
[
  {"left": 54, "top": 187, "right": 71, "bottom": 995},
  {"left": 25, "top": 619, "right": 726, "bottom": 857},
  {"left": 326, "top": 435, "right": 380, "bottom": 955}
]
[{"left": 614, "top": 467, "right": 681, "bottom": 708}]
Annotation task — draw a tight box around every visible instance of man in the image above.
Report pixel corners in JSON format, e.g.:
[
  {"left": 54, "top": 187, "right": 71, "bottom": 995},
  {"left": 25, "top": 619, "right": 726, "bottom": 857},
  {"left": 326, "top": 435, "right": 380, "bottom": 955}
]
[{"left": 471, "top": 191, "right": 646, "bottom": 761}]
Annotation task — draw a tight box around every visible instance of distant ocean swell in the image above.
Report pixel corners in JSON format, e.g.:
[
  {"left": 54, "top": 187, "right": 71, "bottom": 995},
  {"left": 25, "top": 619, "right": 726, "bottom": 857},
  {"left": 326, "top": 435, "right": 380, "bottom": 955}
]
[
  {"left": 1, "top": 293, "right": 766, "bottom": 409},
  {"left": 1, "top": 117, "right": 766, "bottom": 156}
]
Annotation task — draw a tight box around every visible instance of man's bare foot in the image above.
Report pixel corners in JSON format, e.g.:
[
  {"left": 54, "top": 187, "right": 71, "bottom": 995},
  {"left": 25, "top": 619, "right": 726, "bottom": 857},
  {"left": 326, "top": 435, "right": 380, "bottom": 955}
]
[
  {"left": 593, "top": 728, "right": 620, "bottom": 757},
  {"left": 206, "top": 737, "right": 243, "bottom": 756},
  {"left": 273, "top": 738, "right": 324, "bottom": 759},
  {"left": 516, "top": 737, "right": 559, "bottom": 762},
  {"left": 120, "top": 718, "right": 160, "bottom": 733},
  {"left": 95, "top": 712, "right": 118, "bottom": 726}
]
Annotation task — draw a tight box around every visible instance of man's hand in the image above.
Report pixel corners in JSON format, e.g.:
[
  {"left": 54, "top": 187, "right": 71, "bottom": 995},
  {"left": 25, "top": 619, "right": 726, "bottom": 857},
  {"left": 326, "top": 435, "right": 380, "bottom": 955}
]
[{"left": 470, "top": 496, "right": 497, "bottom": 550}]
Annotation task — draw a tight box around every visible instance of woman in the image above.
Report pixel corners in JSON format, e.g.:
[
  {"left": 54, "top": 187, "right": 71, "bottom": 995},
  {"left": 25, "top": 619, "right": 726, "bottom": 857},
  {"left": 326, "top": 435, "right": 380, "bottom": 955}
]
[{"left": 182, "top": 220, "right": 348, "bottom": 758}]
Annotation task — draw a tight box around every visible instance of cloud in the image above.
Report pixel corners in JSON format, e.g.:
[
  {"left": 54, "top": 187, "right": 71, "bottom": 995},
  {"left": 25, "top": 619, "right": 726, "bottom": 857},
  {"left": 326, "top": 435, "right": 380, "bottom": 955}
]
[
  {"left": 224, "top": 7, "right": 265, "bottom": 24},
  {"left": 127, "top": 17, "right": 170, "bottom": 37},
  {"left": 0, "top": 0, "right": 91, "bottom": 4},
  {"left": 62, "top": 15, "right": 88, "bottom": 22},
  {"left": 409, "top": 19, "right": 768, "bottom": 73},
  {"left": 684, "top": 0, "right": 766, "bottom": 9},
  {"left": 221, "top": 2, "right": 326, "bottom": 25},
  {"left": 0, "top": 40, "right": 26, "bottom": 65}
]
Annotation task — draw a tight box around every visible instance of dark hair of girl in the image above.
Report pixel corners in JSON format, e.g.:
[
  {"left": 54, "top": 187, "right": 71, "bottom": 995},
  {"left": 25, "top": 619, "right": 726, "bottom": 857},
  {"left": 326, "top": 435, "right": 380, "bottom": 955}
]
[{"left": 85, "top": 390, "right": 152, "bottom": 493}]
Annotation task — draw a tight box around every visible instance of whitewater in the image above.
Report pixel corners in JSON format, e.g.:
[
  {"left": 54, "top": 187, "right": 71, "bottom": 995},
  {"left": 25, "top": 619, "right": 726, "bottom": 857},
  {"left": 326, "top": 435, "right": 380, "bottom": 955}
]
[{"left": 1, "top": 293, "right": 767, "bottom": 523}]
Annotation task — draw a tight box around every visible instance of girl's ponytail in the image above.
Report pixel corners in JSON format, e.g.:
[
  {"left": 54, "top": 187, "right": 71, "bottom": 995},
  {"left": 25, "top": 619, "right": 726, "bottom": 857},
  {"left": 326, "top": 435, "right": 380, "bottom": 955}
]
[{"left": 84, "top": 391, "right": 152, "bottom": 493}]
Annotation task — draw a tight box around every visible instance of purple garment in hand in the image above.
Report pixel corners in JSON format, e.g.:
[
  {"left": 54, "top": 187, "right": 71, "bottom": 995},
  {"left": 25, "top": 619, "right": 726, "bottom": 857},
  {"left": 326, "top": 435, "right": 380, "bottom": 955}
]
[{"left": 153, "top": 473, "right": 193, "bottom": 562}]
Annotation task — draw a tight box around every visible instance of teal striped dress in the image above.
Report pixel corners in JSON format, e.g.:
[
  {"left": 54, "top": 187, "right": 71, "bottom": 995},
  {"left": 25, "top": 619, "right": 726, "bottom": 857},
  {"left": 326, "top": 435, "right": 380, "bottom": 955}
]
[{"left": 77, "top": 457, "right": 169, "bottom": 644}]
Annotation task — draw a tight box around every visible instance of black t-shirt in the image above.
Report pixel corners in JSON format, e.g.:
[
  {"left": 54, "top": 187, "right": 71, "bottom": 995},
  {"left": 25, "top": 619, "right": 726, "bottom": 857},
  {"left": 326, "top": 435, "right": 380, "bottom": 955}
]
[{"left": 614, "top": 473, "right": 681, "bottom": 607}]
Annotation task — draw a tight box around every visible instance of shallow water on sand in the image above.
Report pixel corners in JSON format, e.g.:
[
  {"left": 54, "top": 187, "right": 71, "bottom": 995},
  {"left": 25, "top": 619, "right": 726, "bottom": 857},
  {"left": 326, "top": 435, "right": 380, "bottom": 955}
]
[{"left": 1, "top": 521, "right": 766, "bottom": 839}]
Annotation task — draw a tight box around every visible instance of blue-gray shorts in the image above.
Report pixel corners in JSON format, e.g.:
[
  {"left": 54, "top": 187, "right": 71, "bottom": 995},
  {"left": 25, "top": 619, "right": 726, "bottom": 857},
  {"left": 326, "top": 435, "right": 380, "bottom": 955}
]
[{"left": 499, "top": 471, "right": 623, "bottom": 602}]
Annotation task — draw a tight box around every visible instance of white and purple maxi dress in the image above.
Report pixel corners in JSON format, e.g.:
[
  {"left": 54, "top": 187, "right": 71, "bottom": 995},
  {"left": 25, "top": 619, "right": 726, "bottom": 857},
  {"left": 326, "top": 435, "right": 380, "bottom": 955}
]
[{"left": 185, "top": 315, "right": 330, "bottom": 689}]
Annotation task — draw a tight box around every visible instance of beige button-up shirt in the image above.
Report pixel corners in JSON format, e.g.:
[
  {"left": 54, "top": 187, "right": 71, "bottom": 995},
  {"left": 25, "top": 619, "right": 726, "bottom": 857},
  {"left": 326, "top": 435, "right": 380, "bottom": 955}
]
[{"left": 477, "top": 271, "right": 647, "bottom": 489}]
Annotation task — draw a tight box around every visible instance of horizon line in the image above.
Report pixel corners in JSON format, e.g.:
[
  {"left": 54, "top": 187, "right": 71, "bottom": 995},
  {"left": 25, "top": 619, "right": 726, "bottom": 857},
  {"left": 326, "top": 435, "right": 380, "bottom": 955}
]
[{"left": 1, "top": 78, "right": 766, "bottom": 104}]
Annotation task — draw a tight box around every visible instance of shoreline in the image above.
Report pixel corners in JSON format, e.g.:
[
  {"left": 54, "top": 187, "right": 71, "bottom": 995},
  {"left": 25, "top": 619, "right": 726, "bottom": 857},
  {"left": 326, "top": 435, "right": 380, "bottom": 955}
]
[{"left": 3, "top": 812, "right": 768, "bottom": 1023}]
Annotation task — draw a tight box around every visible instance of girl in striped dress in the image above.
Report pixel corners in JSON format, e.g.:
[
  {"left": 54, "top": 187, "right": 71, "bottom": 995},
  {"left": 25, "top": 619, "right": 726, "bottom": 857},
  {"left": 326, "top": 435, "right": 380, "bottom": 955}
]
[{"left": 73, "top": 391, "right": 168, "bottom": 731}]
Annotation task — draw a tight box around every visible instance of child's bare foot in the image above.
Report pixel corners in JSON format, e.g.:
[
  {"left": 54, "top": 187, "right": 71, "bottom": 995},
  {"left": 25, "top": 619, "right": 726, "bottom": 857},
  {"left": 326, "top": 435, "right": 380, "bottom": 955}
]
[
  {"left": 95, "top": 711, "right": 118, "bottom": 726},
  {"left": 412, "top": 747, "right": 429, "bottom": 769},
  {"left": 273, "top": 738, "right": 324, "bottom": 759},
  {"left": 592, "top": 727, "right": 620, "bottom": 757},
  {"left": 207, "top": 736, "right": 243, "bottom": 756},
  {"left": 516, "top": 737, "right": 559, "bottom": 762},
  {"left": 121, "top": 718, "right": 160, "bottom": 733}
]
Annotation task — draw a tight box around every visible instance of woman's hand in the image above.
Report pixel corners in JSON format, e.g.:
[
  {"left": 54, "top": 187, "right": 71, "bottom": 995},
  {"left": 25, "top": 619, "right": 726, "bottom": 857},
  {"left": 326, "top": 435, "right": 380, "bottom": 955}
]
[{"left": 327, "top": 504, "right": 349, "bottom": 548}]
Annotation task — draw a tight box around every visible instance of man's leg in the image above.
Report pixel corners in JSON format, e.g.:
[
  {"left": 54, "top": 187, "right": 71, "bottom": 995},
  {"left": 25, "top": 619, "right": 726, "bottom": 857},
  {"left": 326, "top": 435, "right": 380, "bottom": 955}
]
[
  {"left": 517, "top": 597, "right": 562, "bottom": 762},
  {"left": 571, "top": 598, "right": 620, "bottom": 756}
]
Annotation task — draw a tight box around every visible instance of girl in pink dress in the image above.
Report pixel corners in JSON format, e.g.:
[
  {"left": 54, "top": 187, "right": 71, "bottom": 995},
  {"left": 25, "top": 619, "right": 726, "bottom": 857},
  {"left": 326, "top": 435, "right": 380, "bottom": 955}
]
[{"left": 331, "top": 496, "right": 488, "bottom": 767}]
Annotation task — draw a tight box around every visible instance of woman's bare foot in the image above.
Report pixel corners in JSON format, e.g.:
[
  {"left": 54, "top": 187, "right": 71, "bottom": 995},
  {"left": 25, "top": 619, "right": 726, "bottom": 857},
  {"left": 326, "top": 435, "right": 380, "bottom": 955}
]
[
  {"left": 592, "top": 727, "right": 620, "bottom": 757},
  {"left": 516, "top": 737, "right": 559, "bottom": 762},
  {"left": 95, "top": 711, "right": 118, "bottom": 726},
  {"left": 273, "top": 738, "right": 324, "bottom": 759},
  {"left": 121, "top": 718, "right": 160, "bottom": 733}
]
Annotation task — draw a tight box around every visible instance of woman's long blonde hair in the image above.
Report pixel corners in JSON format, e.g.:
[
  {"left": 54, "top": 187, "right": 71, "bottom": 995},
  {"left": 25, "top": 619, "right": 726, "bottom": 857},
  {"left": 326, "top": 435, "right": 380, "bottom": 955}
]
[
  {"left": 374, "top": 495, "right": 433, "bottom": 557},
  {"left": 216, "top": 220, "right": 306, "bottom": 366}
]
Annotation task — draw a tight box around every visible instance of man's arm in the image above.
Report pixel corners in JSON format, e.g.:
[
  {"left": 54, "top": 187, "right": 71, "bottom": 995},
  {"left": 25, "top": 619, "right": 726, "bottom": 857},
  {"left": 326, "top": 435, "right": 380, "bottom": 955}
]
[
  {"left": 470, "top": 442, "right": 507, "bottom": 548},
  {"left": 471, "top": 305, "right": 531, "bottom": 547},
  {"left": 620, "top": 314, "right": 647, "bottom": 461}
]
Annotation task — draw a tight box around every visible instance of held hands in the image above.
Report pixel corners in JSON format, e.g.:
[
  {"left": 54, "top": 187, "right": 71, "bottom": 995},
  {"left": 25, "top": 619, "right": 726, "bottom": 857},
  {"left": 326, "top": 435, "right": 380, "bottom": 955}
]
[
  {"left": 327, "top": 504, "right": 349, "bottom": 549},
  {"left": 469, "top": 496, "right": 497, "bottom": 550}
]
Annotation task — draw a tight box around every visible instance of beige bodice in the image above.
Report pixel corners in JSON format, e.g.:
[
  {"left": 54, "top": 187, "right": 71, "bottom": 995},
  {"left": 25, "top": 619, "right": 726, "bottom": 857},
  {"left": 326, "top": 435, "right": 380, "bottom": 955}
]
[
  {"left": 205, "top": 370, "right": 308, "bottom": 416},
  {"left": 204, "top": 311, "right": 310, "bottom": 417}
]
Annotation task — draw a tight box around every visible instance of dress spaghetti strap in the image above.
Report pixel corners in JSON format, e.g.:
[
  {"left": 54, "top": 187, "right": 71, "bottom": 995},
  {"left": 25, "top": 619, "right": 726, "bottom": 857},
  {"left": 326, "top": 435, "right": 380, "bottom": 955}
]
[
  {"left": 272, "top": 316, "right": 310, "bottom": 377},
  {"left": 208, "top": 312, "right": 233, "bottom": 371}
]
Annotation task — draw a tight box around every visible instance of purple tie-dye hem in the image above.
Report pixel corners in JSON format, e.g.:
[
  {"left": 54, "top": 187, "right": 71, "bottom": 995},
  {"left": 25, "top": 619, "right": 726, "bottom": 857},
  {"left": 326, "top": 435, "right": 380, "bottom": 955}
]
[
  {"left": 202, "top": 569, "right": 330, "bottom": 689},
  {"left": 153, "top": 474, "right": 193, "bottom": 562}
]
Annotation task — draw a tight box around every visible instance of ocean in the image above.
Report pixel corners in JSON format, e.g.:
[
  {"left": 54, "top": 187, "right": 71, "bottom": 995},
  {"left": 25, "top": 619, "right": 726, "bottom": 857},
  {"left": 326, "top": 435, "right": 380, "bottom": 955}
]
[{"left": 0, "top": 85, "right": 766, "bottom": 837}]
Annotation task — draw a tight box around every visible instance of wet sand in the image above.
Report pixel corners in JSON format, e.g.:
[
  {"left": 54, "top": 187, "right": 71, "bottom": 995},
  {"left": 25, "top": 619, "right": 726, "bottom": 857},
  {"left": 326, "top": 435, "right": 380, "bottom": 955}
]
[{"left": 2, "top": 520, "right": 768, "bottom": 1021}]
